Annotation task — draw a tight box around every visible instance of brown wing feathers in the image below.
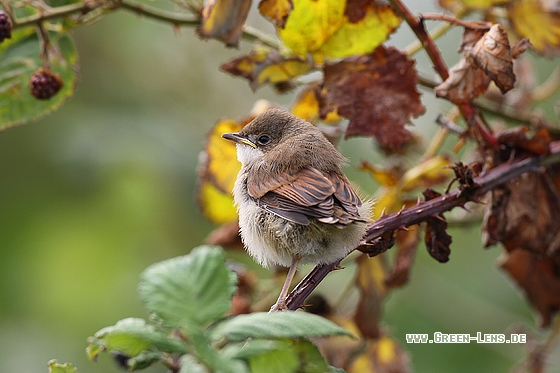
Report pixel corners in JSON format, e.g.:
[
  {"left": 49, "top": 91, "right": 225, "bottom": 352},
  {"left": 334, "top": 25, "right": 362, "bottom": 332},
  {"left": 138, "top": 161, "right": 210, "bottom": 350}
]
[{"left": 250, "top": 167, "right": 364, "bottom": 227}]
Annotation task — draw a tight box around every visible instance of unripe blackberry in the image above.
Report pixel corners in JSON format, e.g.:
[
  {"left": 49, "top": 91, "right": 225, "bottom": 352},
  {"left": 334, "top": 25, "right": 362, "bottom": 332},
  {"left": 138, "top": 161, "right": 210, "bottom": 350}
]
[
  {"left": 29, "top": 68, "right": 63, "bottom": 100},
  {"left": 0, "top": 11, "right": 11, "bottom": 43}
]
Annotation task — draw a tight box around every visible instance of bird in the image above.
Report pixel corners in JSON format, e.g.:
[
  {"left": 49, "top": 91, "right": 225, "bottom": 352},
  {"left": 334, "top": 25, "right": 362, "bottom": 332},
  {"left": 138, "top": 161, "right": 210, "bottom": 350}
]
[{"left": 222, "top": 108, "right": 372, "bottom": 311}]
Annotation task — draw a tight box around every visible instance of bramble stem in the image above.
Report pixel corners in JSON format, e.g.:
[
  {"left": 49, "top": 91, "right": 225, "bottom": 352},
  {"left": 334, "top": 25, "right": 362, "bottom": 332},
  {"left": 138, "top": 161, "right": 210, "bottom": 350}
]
[{"left": 286, "top": 141, "right": 560, "bottom": 310}]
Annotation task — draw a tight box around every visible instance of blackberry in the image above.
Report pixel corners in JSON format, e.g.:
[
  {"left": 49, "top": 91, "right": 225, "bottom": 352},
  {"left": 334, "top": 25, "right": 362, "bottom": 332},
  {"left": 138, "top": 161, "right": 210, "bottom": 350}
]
[
  {"left": 29, "top": 68, "right": 63, "bottom": 100},
  {"left": 0, "top": 11, "right": 11, "bottom": 43}
]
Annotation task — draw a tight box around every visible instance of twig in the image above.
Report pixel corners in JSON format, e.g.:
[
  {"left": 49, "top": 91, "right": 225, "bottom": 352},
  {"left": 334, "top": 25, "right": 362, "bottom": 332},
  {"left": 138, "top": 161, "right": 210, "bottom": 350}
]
[
  {"left": 8, "top": 0, "right": 280, "bottom": 48},
  {"left": 285, "top": 141, "right": 560, "bottom": 310},
  {"left": 421, "top": 13, "right": 491, "bottom": 30}
]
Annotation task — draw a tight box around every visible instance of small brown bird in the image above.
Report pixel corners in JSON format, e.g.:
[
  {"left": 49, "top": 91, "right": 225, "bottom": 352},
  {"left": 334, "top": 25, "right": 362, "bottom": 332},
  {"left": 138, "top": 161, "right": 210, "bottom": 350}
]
[{"left": 222, "top": 108, "right": 372, "bottom": 311}]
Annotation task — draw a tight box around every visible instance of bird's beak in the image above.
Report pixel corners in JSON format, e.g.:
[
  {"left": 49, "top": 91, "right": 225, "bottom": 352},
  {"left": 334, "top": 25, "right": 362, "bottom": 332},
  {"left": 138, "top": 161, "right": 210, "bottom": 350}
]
[{"left": 221, "top": 132, "right": 258, "bottom": 149}]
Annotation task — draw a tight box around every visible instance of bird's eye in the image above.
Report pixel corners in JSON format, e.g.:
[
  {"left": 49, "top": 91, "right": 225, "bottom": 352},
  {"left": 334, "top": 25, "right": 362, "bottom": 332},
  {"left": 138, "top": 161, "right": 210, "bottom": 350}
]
[{"left": 257, "top": 135, "right": 271, "bottom": 145}]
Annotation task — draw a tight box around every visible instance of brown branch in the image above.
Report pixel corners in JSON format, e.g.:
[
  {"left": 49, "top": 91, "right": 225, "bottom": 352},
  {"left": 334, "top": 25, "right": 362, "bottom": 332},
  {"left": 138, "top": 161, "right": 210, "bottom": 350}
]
[
  {"left": 421, "top": 13, "right": 491, "bottom": 30},
  {"left": 285, "top": 141, "right": 560, "bottom": 310}
]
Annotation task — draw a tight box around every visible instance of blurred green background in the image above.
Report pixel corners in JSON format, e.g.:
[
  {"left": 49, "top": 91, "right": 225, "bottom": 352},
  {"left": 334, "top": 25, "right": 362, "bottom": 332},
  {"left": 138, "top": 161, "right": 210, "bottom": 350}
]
[{"left": 1, "top": 2, "right": 559, "bottom": 373}]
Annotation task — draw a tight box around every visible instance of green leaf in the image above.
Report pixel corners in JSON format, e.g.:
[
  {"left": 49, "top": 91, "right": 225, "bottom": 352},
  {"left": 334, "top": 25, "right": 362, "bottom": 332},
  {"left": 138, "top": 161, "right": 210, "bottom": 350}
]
[
  {"left": 86, "top": 317, "right": 187, "bottom": 360},
  {"left": 179, "top": 355, "right": 211, "bottom": 373},
  {"left": 210, "top": 312, "right": 355, "bottom": 342},
  {"left": 221, "top": 339, "right": 287, "bottom": 360},
  {"left": 126, "top": 351, "right": 161, "bottom": 371},
  {"left": 248, "top": 340, "right": 299, "bottom": 373},
  {"left": 47, "top": 360, "right": 77, "bottom": 373},
  {"left": 0, "top": 27, "right": 79, "bottom": 130},
  {"left": 188, "top": 328, "right": 249, "bottom": 373},
  {"left": 224, "top": 339, "right": 329, "bottom": 373},
  {"left": 138, "top": 246, "right": 237, "bottom": 330},
  {"left": 327, "top": 367, "right": 347, "bottom": 373}
]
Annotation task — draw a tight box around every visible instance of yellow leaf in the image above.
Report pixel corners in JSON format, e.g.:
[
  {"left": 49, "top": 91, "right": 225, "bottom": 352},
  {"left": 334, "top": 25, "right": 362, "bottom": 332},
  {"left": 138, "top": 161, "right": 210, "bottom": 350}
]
[
  {"left": 291, "top": 85, "right": 320, "bottom": 123},
  {"left": 258, "top": 0, "right": 293, "bottom": 28},
  {"left": 278, "top": 0, "right": 346, "bottom": 57},
  {"left": 356, "top": 255, "right": 387, "bottom": 298},
  {"left": 255, "top": 58, "right": 313, "bottom": 87},
  {"left": 359, "top": 161, "right": 400, "bottom": 187},
  {"left": 347, "top": 335, "right": 411, "bottom": 373},
  {"left": 509, "top": 0, "right": 560, "bottom": 56},
  {"left": 197, "top": 0, "right": 252, "bottom": 47},
  {"left": 221, "top": 48, "right": 312, "bottom": 91},
  {"left": 319, "top": 6, "right": 402, "bottom": 59},
  {"left": 206, "top": 119, "right": 243, "bottom": 193},
  {"left": 198, "top": 181, "right": 238, "bottom": 224},
  {"left": 373, "top": 189, "right": 402, "bottom": 218},
  {"left": 197, "top": 118, "right": 243, "bottom": 224},
  {"left": 400, "top": 155, "right": 453, "bottom": 192}
]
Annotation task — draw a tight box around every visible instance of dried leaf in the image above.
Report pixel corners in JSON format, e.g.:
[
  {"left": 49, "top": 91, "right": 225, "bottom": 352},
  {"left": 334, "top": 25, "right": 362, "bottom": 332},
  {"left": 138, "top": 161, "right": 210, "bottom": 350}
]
[
  {"left": 509, "top": 0, "right": 560, "bottom": 56},
  {"left": 358, "top": 230, "right": 397, "bottom": 257},
  {"left": 347, "top": 334, "right": 411, "bottom": 373},
  {"left": 220, "top": 47, "right": 313, "bottom": 91},
  {"left": 435, "top": 58, "right": 490, "bottom": 104},
  {"left": 385, "top": 226, "right": 420, "bottom": 288},
  {"left": 197, "top": 0, "right": 253, "bottom": 47},
  {"left": 468, "top": 24, "right": 516, "bottom": 92},
  {"left": 423, "top": 189, "right": 452, "bottom": 263},
  {"left": 482, "top": 170, "right": 560, "bottom": 258},
  {"left": 258, "top": 0, "right": 293, "bottom": 28},
  {"left": 354, "top": 254, "right": 388, "bottom": 338},
  {"left": 499, "top": 249, "right": 560, "bottom": 327},
  {"left": 495, "top": 126, "right": 551, "bottom": 155},
  {"left": 229, "top": 266, "right": 257, "bottom": 315},
  {"left": 323, "top": 46, "right": 425, "bottom": 149},
  {"left": 436, "top": 24, "right": 529, "bottom": 104},
  {"left": 205, "top": 220, "right": 243, "bottom": 248},
  {"left": 449, "top": 161, "right": 479, "bottom": 191}
]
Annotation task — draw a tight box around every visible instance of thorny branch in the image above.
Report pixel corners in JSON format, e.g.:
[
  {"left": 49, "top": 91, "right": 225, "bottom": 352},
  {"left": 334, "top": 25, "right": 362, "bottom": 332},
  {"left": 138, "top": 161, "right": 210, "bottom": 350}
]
[{"left": 285, "top": 141, "right": 560, "bottom": 310}]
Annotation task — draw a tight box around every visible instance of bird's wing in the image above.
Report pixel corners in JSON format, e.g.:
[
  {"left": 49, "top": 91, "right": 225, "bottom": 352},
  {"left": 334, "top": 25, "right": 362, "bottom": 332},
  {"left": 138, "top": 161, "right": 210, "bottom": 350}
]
[{"left": 248, "top": 167, "right": 364, "bottom": 226}]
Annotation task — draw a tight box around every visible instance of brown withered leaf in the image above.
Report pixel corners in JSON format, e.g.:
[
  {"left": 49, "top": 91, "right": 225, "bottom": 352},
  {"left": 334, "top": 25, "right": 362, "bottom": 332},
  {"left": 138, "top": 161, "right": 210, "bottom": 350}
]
[
  {"left": 482, "top": 169, "right": 560, "bottom": 259},
  {"left": 495, "top": 126, "right": 552, "bottom": 156},
  {"left": 345, "top": 0, "right": 374, "bottom": 22},
  {"left": 436, "top": 24, "right": 530, "bottom": 104},
  {"left": 468, "top": 24, "right": 516, "bottom": 92},
  {"left": 205, "top": 220, "right": 243, "bottom": 248},
  {"left": 258, "top": 0, "right": 293, "bottom": 28},
  {"left": 228, "top": 264, "right": 258, "bottom": 315},
  {"left": 435, "top": 58, "right": 490, "bottom": 104},
  {"left": 354, "top": 254, "right": 388, "bottom": 338},
  {"left": 197, "top": 0, "right": 252, "bottom": 47},
  {"left": 323, "top": 46, "right": 425, "bottom": 149},
  {"left": 499, "top": 250, "right": 560, "bottom": 327},
  {"left": 447, "top": 161, "right": 480, "bottom": 193},
  {"left": 423, "top": 189, "right": 452, "bottom": 263},
  {"left": 221, "top": 48, "right": 312, "bottom": 91},
  {"left": 385, "top": 226, "right": 420, "bottom": 288},
  {"left": 358, "top": 230, "right": 397, "bottom": 257}
]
